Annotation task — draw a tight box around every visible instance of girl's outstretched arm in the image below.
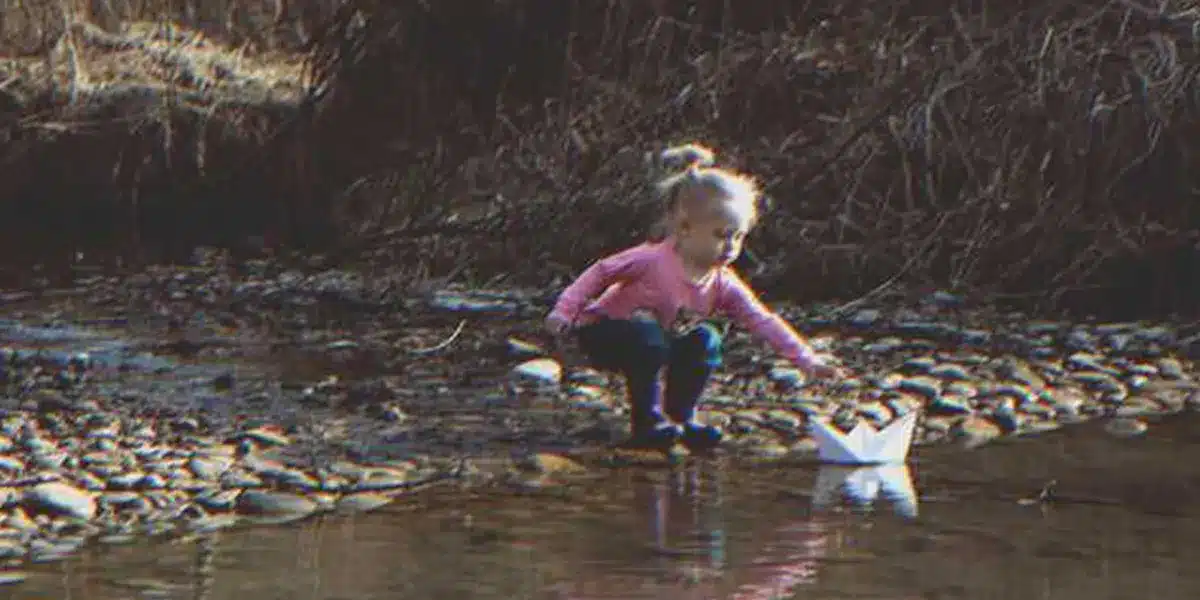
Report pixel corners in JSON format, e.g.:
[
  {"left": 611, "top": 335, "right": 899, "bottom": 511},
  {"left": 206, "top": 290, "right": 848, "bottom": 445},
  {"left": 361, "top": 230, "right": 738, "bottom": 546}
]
[
  {"left": 547, "top": 244, "right": 652, "bottom": 326},
  {"left": 716, "top": 271, "right": 824, "bottom": 371}
]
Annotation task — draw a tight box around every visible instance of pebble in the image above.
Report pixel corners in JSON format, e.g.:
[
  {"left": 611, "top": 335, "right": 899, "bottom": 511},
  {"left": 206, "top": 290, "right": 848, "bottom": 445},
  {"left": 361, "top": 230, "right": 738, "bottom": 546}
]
[
  {"left": 430, "top": 290, "right": 523, "bottom": 314},
  {"left": 1157, "top": 358, "right": 1186, "bottom": 379},
  {"left": 236, "top": 490, "right": 319, "bottom": 521},
  {"left": 1113, "top": 397, "right": 1162, "bottom": 418},
  {"left": 928, "top": 396, "right": 972, "bottom": 416},
  {"left": 0, "top": 540, "right": 25, "bottom": 560},
  {"left": 24, "top": 482, "right": 96, "bottom": 521},
  {"left": 929, "top": 363, "right": 971, "bottom": 381},
  {"left": 516, "top": 453, "right": 587, "bottom": 475},
  {"left": 951, "top": 416, "right": 1003, "bottom": 448},
  {"left": 0, "top": 296, "right": 1193, "bottom": 568},
  {"left": 703, "top": 394, "right": 742, "bottom": 409},
  {"left": 235, "top": 427, "right": 292, "bottom": 448},
  {"left": 1104, "top": 418, "right": 1149, "bottom": 438},
  {"left": 768, "top": 366, "right": 805, "bottom": 388},
  {"left": 512, "top": 358, "right": 563, "bottom": 385},
  {"left": 847, "top": 309, "right": 882, "bottom": 328},
  {"left": 763, "top": 410, "right": 804, "bottom": 434},
  {"left": 506, "top": 337, "right": 544, "bottom": 357},
  {"left": 899, "top": 376, "right": 941, "bottom": 400},
  {"left": 567, "top": 368, "right": 609, "bottom": 386},
  {"left": 1186, "top": 389, "right": 1200, "bottom": 412},
  {"left": 335, "top": 492, "right": 396, "bottom": 514},
  {"left": 788, "top": 438, "right": 820, "bottom": 456},
  {"left": 189, "top": 455, "right": 234, "bottom": 480},
  {"left": 348, "top": 470, "right": 413, "bottom": 492},
  {"left": 0, "top": 570, "right": 26, "bottom": 585},
  {"left": 567, "top": 385, "right": 606, "bottom": 401},
  {"left": 863, "top": 338, "right": 903, "bottom": 353},
  {"left": 901, "top": 356, "right": 937, "bottom": 373},
  {"left": 858, "top": 402, "right": 894, "bottom": 424}
]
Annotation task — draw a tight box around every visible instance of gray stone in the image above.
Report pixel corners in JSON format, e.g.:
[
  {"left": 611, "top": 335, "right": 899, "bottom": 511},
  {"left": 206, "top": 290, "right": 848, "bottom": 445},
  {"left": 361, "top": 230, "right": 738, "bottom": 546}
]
[
  {"left": 236, "top": 490, "right": 318, "bottom": 520},
  {"left": 24, "top": 482, "right": 96, "bottom": 520},
  {"left": 512, "top": 358, "right": 562, "bottom": 385}
]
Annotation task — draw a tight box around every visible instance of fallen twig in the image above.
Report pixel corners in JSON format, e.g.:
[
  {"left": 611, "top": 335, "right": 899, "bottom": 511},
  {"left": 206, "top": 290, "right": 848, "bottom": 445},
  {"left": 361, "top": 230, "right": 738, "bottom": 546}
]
[{"left": 408, "top": 319, "right": 467, "bottom": 355}]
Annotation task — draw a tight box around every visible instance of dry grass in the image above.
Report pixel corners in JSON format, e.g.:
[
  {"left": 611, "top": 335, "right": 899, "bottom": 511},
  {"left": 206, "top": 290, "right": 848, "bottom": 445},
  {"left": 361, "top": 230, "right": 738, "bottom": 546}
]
[
  {"left": 307, "top": 0, "right": 1200, "bottom": 318},
  {"left": 0, "top": 0, "right": 337, "bottom": 267},
  {"left": 0, "top": 0, "right": 326, "bottom": 55},
  {"left": 0, "top": 0, "right": 1197, "bottom": 318},
  {"left": 3, "top": 20, "right": 307, "bottom": 105}
]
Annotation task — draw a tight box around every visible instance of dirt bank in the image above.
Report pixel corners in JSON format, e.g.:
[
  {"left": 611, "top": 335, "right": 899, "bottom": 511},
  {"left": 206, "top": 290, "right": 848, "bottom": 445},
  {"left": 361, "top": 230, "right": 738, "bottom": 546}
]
[{"left": 1, "top": 0, "right": 1198, "bottom": 320}]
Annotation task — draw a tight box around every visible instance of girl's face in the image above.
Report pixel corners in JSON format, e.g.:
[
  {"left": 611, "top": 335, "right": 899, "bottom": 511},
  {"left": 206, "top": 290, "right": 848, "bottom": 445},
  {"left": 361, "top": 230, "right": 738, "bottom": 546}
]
[{"left": 675, "top": 197, "right": 753, "bottom": 269}]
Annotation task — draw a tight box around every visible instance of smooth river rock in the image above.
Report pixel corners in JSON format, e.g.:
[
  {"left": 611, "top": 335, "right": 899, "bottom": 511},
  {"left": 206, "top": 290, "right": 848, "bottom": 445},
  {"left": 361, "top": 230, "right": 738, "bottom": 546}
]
[{"left": 23, "top": 482, "right": 96, "bottom": 521}]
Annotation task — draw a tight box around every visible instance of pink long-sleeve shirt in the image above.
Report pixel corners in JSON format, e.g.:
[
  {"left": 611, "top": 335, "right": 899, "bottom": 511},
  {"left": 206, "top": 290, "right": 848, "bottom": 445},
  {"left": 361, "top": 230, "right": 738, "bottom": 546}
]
[{"left": 548, "top": 239, "right": 822, "bottom": 369}]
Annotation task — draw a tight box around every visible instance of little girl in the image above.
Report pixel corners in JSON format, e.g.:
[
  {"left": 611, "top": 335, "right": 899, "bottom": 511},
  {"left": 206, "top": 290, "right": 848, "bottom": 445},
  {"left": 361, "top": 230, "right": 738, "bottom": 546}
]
[{"left": 545, "top": 143, "right": 844, "bottom": 451}]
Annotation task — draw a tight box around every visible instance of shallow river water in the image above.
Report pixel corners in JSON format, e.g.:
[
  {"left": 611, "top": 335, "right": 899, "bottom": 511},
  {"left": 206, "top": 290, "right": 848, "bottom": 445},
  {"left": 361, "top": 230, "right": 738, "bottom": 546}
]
[
  {"left": 9, "top": 411, "right": 1200, "bottom": 600},
  {"left": 1, "top": 278, "right": 1197, "bottom": 600}
]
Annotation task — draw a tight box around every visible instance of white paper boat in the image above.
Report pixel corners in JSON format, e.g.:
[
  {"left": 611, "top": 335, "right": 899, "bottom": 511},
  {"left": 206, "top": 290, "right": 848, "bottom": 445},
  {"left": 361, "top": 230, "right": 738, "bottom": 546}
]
[
  {"left": 808, "top": 411, "right": 919, "bottom": 465},
  {"left": 811, "top": 464, "right": 919, "bottom": 518}
]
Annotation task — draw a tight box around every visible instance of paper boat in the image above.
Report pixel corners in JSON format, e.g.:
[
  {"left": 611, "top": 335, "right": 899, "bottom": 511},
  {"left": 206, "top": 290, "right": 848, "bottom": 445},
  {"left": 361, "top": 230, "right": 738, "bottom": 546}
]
[
  {"left": 808, "top": 410, "right": 919, "bottom": 465},
  {"left": 812, "top": 464, "right": 919, "bottom": 518}
]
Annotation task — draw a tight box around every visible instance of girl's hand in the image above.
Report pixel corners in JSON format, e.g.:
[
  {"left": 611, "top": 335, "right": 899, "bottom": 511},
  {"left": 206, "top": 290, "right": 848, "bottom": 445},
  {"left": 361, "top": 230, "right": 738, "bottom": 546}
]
[{"left": 544, "top": 314, "right": 572, "bottom": 337}]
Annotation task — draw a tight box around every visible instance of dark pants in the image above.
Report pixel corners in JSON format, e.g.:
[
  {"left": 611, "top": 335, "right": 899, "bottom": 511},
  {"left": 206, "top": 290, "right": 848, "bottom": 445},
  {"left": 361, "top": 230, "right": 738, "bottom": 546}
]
[{"left": 576, "top": 315, "right": 722, "bottom": 435}]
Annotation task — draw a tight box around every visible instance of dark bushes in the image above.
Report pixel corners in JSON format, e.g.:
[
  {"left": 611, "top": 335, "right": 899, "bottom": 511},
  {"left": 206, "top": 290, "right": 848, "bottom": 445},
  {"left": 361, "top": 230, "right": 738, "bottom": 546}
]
[
  {"left": 0, "top": 0, "right": 1197, "bottom": 318},
  {"left": 307, "top": 0, "right": 1199, "bottom": 317}
]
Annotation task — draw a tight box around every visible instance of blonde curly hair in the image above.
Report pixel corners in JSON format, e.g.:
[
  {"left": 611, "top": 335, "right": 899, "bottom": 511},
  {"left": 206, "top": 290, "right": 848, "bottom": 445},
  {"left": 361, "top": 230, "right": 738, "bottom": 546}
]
[{"left": 645, "top": 142, "right": 764, "bottom": 241}]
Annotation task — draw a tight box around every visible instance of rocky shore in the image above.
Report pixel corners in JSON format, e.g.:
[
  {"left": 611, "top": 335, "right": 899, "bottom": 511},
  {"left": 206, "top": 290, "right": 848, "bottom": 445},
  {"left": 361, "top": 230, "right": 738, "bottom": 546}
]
[{"left": 0, "top": 253, "right": 1195, "bottom": 573}]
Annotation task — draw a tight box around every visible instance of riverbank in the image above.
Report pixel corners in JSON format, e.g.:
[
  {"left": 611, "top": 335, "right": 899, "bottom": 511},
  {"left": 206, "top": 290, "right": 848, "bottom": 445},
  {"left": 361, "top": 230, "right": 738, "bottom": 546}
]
[
  {"left": 0, "top": 2, "right": 1197, "bottom": 594},
  {"left": 11, "top": 411, "right": 1200, "bottom": 599},
  {"left": 0, "top": 253, "right": 1195, "bottom": 575}
]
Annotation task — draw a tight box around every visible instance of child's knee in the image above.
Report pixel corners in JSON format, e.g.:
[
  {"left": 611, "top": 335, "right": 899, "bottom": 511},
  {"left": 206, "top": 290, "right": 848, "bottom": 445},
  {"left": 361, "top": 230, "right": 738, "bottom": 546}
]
[
  {"left": 679, "top": 323, "right": 723, "bottom": 367},
  {"left": 580, "top": 315, "right": 670, "bottom": 370},
  {"left": 627, "top": 314, "right": 670, "bottom": 363}
]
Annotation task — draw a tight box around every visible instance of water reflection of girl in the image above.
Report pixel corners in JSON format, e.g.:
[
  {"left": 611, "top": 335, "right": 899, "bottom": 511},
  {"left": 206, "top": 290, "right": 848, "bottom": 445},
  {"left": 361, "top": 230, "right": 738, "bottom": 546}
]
[{"left": 546, "top": 464, "right": 833, "bottom": 600}]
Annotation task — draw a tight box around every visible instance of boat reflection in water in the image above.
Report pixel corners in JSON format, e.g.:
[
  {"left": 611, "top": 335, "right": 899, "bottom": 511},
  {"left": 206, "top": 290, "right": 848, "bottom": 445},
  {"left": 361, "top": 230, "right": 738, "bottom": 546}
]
[
  {"left": 548, "top": 462, "right": 918, "bottom": 599},
  {"left": 811, "top": 464, "right": 919, "bottom": 519}
]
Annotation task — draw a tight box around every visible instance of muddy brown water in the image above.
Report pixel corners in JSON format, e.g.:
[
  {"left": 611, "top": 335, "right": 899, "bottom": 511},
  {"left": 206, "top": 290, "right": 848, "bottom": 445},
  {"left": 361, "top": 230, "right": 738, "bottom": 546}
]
[{"left": 3, "top": 413, "right": 1198, "bottom": 599}]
